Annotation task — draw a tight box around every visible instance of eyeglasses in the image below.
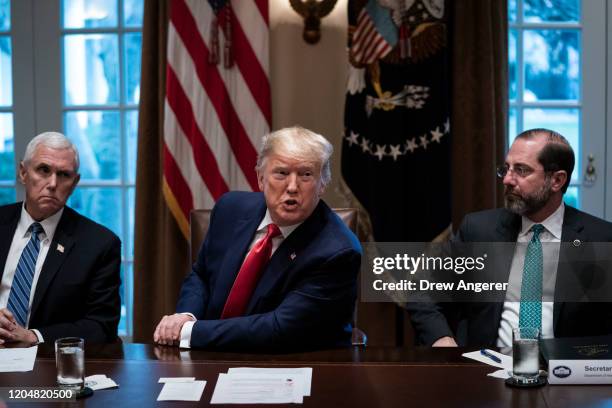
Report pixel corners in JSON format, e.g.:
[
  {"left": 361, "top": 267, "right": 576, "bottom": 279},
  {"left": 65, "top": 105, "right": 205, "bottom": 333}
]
[{"left": 496, "top": 164, "right": 536, "bottom": 179}]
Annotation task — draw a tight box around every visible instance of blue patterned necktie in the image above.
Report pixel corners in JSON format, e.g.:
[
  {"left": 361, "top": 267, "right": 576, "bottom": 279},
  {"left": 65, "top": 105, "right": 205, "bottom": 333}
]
[
  {"left": 519, "top": 223, "right": 544, "bottom": 331},
  {"left": 7, "top": 222, "right": 44, "bottom": 327}
]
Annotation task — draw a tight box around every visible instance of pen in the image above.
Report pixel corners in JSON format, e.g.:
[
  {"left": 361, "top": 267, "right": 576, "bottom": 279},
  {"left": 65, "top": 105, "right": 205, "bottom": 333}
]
[{"left": 480, "top": 349, "right": 502, "bottom": 364}]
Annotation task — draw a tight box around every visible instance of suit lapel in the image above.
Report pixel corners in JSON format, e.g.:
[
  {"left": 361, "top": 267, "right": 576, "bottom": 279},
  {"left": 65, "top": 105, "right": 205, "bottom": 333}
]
[
  {"left": 30, "top": 208, "right": 76, "bottom": 320},
  {"left": 0, "top": 203, "right": 21, "bottom": 281},
  {"left": 553, "top": 206, "right": 586, "bottom": 331},
  {"left": 496, "top": 209, "right": 521, "bottom": 241},
  {"left": 209, "top": 200, "right": 267, "bottom": 317},
  {"left": 245, "top": 201, "right": 327, "bottom": 314},
  {"left": 488, "top": 211, "right": 521, "bottom": 337},
  {"left": 495, "top": 210, "right": 521, "bottom": 284}
]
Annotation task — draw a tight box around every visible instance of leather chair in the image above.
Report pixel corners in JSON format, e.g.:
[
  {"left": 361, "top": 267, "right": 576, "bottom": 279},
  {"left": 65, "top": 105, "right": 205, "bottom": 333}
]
[{"left": 189, "top": 208, "right": 367, "bottom": 346}]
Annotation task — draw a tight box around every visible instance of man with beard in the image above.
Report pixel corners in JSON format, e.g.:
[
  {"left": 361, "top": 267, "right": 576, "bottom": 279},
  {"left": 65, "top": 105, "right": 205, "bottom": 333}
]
[{"left": 408, "top": 128, "right": 612, "bottom": 347}]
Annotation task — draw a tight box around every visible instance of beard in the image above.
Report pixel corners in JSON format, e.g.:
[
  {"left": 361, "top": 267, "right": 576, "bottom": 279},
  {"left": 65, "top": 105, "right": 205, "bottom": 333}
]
[{"left": 504, "top": 178, "right": 553, "bottom": 216}]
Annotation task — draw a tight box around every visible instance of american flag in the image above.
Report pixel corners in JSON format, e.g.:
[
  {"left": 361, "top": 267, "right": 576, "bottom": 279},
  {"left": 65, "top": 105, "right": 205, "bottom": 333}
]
[
  {"left": 163, "top": 0, "right": 270, "bottom": 237},
  {"left": 351, "top": 0, "right": 397, "bottom": 65}
]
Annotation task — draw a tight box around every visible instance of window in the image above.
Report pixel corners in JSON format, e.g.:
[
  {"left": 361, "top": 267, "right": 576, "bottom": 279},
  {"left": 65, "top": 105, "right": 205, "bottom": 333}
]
[
  {"left": 0, "top": 0, "right": 14, "bottom": 204},
  {"left": 61, "top": 0, "right": 142, "bottom": 337},
  {"left": 508, "top": 0, "right": 582, "bottom": 208},
  {"left": 6, "top": 0, "right": 143, "bottom": 337}
]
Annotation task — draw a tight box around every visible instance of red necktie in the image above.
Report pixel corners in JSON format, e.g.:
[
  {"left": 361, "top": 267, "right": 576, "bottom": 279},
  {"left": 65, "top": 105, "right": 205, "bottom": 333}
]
[{"left": 221, "top": 223, "right": 282, "bottom": 318}]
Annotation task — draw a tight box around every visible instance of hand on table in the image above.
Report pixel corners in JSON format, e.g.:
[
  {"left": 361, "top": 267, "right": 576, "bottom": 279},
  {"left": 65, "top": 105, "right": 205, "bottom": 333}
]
[{"left": 153, "top": 313, "right": 195, "bottom": 346}]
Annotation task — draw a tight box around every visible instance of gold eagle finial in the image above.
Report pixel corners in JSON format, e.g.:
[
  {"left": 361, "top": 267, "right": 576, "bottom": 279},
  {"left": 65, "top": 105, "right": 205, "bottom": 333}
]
[{"left": 289, "top": 0, "right": 338, "bottom": 44}]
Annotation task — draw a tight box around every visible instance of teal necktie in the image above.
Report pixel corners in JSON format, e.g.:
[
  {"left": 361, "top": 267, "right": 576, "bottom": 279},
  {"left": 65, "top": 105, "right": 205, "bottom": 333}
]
[{"left": 519, "top": 224, "right": 544, "bottom": 331}]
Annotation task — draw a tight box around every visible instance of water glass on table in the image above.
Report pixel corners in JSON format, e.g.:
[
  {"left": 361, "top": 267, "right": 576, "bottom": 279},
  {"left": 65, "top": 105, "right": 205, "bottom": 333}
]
[
  {"left": 55, "top": 337, "right": 85, "bottom": 390},
  {"left": 512, "top": 327, "right": 540, "bottom": 384}
]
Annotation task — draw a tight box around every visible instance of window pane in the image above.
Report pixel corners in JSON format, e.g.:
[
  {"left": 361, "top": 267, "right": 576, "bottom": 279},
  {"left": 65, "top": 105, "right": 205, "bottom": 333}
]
[
  {"left": 125, "top": 110, "right": 137, "bottom": 183},
  {"left": 509, "top": 29, "right": 517, "bottom": 101},
  {"left": 564, "top": 185, "right": 579, "bottom": 209},
  {"left": 127, "top": 187, "right": 134, "bottom": 260},
  {"left": 0, "top": 35, "right": 12, "bottom": 106},
  {"left": 63, "top": 0, "right": 118, "bottom": 29},
  {"left": 0, "top": 112, "right": 13, "bottom": 180},
  {"left": 524, "top": 30, "right": 579, "bottom": 101},
  {"left": 68, "top": 187, "right": 122, "bottom": 238},
  {"left": 64, "top": 34, "right": 119, "bottom": 106},
  {"left": 123, "top": 33, "right": 141, "bottom": 105},
  {"left": 509, "top": 0, "right": 517, "bottom": 22},
  {"left": 508, "top": 108, "right": 518, "bottom": 148},
  {"left": 0, "top": 0, "right": 10, "bottom": 31},
  {"left": 123, "top": 0, "right": 144, "bottom": 27},
  {"left": 0, "top": 188, "right": 14, "bottom": 205},
  {"left": 524, "top": 0, "right": 580, "bottom": 23},
  {"left": 523, "top": 108, "right": 580, "bottom": 182},
  {"left": 65, "top": 111, "right": 121, "bottom": 181}
]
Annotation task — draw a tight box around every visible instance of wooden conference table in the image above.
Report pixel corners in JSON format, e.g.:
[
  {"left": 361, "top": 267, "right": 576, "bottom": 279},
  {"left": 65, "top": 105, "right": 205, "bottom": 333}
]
[{"left": 0, "top": 343, "right": 611, "bottom": 407}]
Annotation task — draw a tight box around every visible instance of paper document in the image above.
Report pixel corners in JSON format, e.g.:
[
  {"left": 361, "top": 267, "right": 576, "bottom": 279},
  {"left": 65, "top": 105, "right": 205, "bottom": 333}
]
[
  {"left": 487, "top": 369, "right": 511, "bottom": 379},
  {"left": 157, "top": 381, "right": 206, "bottom": 401},
  {"left": 227, "top": 367, "right": 313, "bottom": 396},
  {"left": 85, "top": 374, "right": 119, "bottom": 390},
  {"left": 0, "top": 346, "right": 37, "bottom": 372},
  {"left": 211, "top": 373, "right": 304, "bottom": 404},
  {"left": 159, "top": 377, "right": 196, "bottom": 383},
  {"left": 462, "top": 349, "right": 512, "bottom": 370}
]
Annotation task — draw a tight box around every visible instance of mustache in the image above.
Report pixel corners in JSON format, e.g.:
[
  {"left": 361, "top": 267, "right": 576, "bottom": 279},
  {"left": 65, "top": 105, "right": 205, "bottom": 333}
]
[{"left": 504, "top": 186, "right": 519, "bottom": 197}]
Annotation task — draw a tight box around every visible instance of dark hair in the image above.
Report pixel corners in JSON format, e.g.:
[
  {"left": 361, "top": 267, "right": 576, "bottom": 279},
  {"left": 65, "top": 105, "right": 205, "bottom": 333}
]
[{"left": 515, "top": 128, "right": 574, "bottom": 193}]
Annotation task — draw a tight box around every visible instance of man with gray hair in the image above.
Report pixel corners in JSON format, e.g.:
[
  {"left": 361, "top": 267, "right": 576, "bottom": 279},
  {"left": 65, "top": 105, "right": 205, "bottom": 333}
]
[
  {"left": 154, "top": 126, "right": 361, "bottom": 351},
  {"left": 0, "top": 132, "right": 121, "bottom": 346}
]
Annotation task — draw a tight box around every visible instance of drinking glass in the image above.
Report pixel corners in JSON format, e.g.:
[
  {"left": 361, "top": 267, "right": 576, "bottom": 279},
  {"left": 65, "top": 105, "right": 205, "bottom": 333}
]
[
  {"left": 512, "top": 327, "right": 540, "bottom": 384},
  {"left": 55, "top": 337, "right": 85, "bottom": 390}
]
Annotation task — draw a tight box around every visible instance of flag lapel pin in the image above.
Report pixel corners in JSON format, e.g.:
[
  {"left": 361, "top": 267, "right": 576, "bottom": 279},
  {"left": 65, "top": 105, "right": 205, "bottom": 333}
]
[{"left": 57, "top": 243, "right": 64, "bottom": 253}]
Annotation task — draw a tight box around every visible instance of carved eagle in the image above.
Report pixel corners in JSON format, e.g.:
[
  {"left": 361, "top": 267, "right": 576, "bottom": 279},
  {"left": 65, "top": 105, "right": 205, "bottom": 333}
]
[{"left": 289, "top": 0, "right": 338, "bottom": 44}]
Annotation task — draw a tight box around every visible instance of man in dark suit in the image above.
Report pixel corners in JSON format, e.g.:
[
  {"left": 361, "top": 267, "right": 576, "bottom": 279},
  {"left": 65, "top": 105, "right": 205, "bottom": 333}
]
[
  {"left": 0, "top": 132, "right": 121, "bottom": 346},
  {"left": 409, "top": 128, "right": 612, "bottom": 347},
  {"left": 154, "top": 126, "right": 361, "bottom": 351}
]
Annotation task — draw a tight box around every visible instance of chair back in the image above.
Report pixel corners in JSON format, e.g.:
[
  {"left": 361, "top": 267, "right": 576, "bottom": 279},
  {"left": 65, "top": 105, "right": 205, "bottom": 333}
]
[{"left": 190, "top": 210, "right": 212, "bottom": 264}]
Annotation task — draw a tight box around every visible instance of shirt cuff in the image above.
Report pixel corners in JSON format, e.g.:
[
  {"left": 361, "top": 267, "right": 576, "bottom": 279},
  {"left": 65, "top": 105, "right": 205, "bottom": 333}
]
[
  {"left": 31, "top": 329, "right": 44, "bottom": 344},
  {"left": 179, "top": 320, "right": 196, "bottom": 349},
  {"left": 180, "top": 312, "right": 196, "bottom": 321}
]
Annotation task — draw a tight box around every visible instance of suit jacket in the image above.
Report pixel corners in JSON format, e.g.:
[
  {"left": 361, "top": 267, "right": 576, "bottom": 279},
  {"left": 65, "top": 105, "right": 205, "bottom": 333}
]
[
  {"left": 176, "top": 191, "right": 362, "bottom": 351},
  {"left": 0, "top": 203, "right": 121, "bottom": 343},
  {"left": 409, "top": 205, "right": 612, "bottom": 347}
]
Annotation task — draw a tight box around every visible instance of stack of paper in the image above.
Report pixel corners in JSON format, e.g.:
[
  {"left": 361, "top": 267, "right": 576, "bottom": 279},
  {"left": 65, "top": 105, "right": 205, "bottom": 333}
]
[
  {"left": 157, "top": 377, "right": 206, "bottom": 401},
  {"left": 210, "top": 367, "right": 313, "bottom": 404},
  {"left": 85, "top": 374, "right": 119, "bottom": 390},
  {"left": 0, "top": 346, "right": 37, "bottom": 372}
]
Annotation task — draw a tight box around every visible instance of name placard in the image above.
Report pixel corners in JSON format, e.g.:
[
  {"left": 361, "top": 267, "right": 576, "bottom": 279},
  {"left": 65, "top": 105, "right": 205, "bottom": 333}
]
[{"left": 548, "top": 360, "right": 612, "bottom": 384}]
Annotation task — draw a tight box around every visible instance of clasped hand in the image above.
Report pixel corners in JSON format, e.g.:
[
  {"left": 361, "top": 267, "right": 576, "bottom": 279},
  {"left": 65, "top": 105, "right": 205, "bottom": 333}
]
[
  {"left": 153, "top": 313, "right": 194, "bottom": 346},
  {"left": 0, "top": 308, "right": 38, "bottom": 346}
]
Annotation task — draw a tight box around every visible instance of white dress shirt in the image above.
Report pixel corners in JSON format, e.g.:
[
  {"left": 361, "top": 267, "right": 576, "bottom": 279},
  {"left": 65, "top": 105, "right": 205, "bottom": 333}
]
[
  {"left": 0, "top": 204, "right": 64, "bottom": 343},
  {"left": 179, "top": 210, "right": 302, "bottom": 348},
  {"left": 496, "top": 203, "right": 564, "bottom": 347}
]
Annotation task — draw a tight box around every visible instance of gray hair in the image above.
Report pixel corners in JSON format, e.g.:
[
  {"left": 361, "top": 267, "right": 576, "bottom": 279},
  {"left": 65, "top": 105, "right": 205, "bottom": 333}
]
[
  {"left": 23, "top": 132, "right": 80, "bottom": 172},
  {"left": 255, "top": 126, "right": 333, "bottom": 187}
]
